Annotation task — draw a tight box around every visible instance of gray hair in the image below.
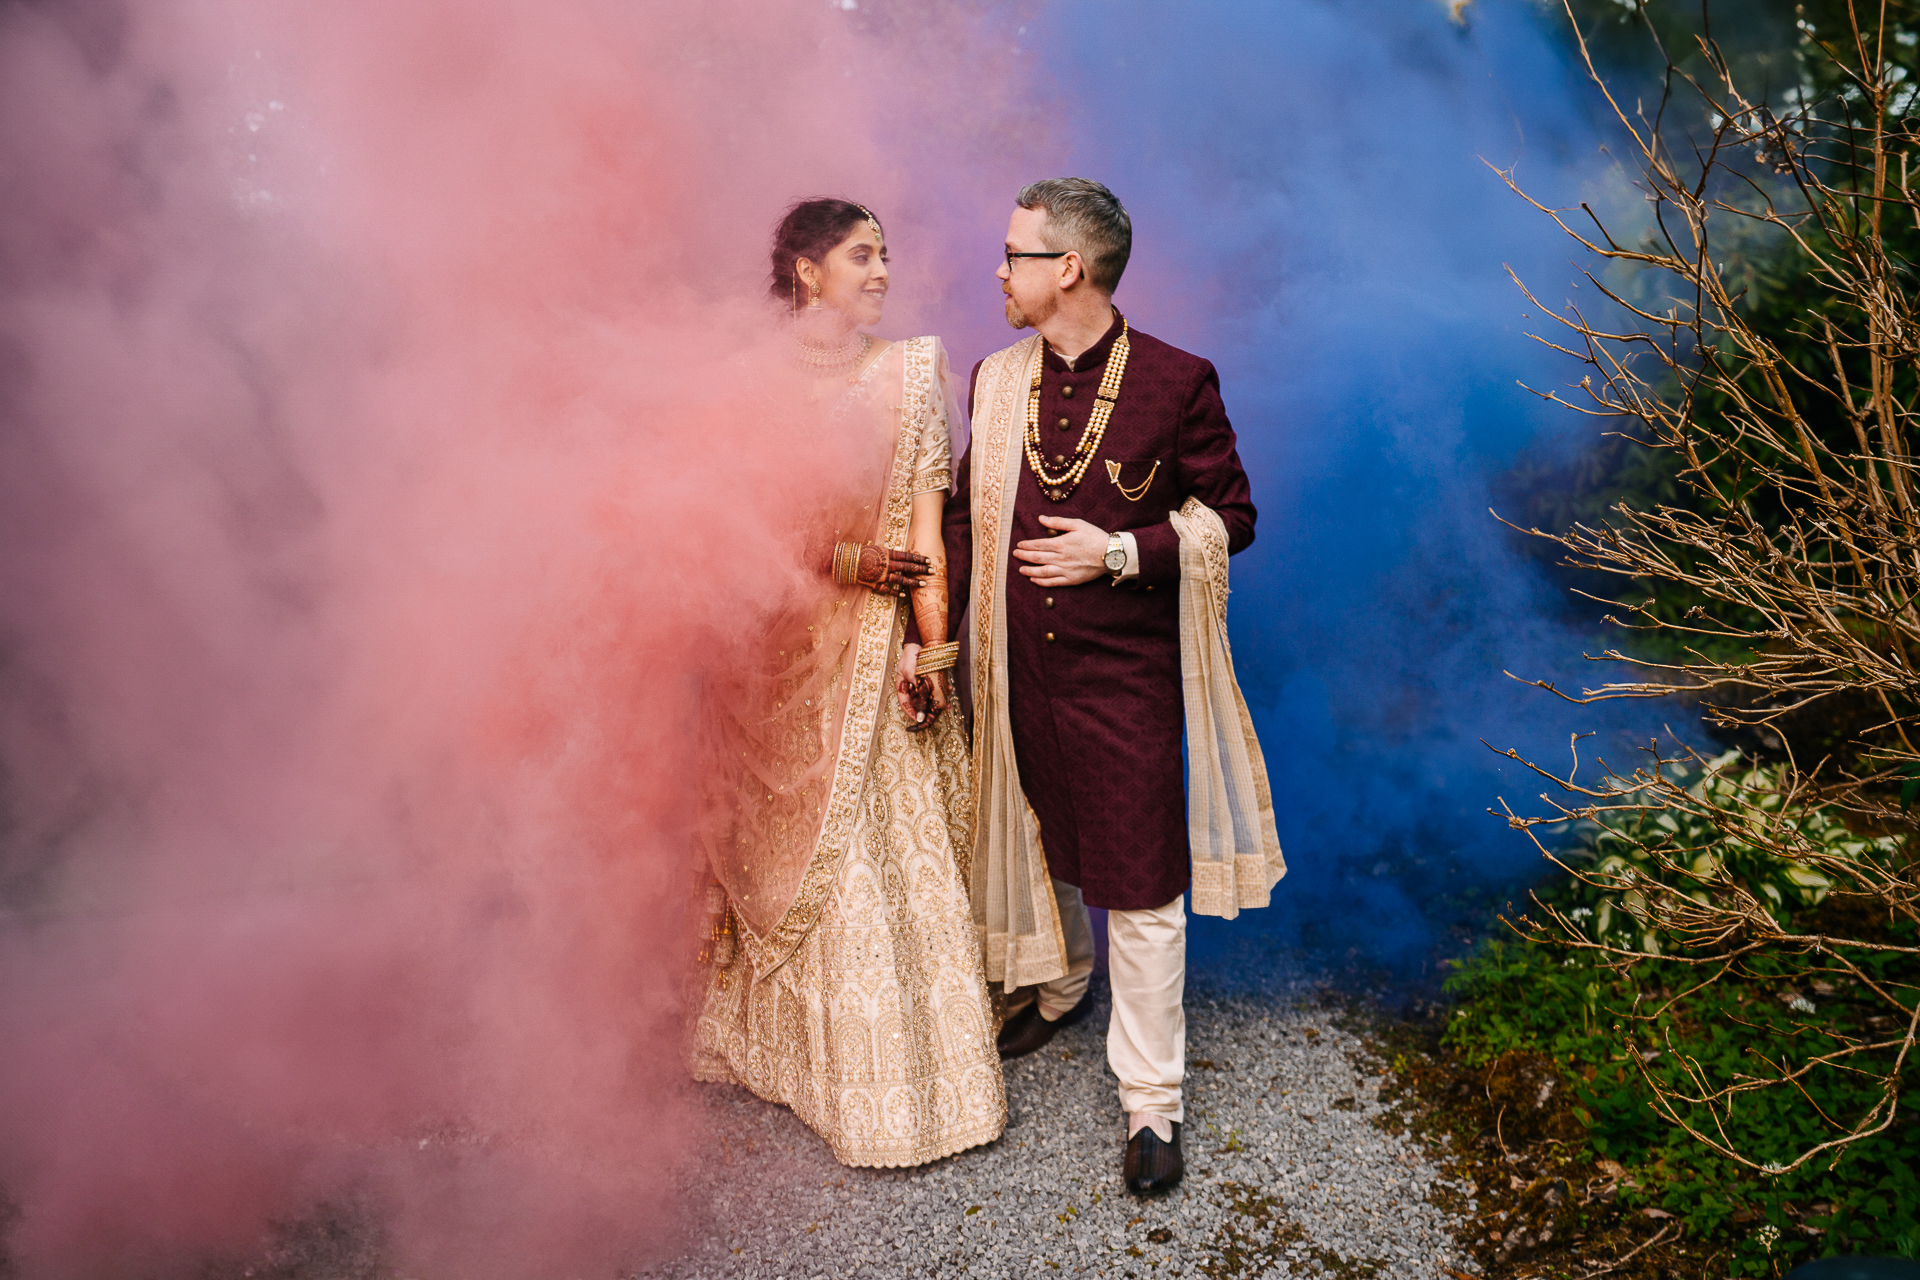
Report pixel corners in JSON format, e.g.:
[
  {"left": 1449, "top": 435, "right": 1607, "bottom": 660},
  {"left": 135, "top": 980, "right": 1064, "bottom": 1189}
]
[{"left": 1015, "top": 177, "right": 1131, "bottom": 293}]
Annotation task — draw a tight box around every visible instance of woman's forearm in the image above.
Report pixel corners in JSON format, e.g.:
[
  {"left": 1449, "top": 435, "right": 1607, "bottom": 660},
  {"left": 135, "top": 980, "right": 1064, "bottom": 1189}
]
[{"left": 907, "top": 492, "right": 948, "bottom": 644}]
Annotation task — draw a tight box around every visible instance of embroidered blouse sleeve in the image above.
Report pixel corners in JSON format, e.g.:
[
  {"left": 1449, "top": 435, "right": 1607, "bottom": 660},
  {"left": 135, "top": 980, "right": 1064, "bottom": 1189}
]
[{"left": 910, "top": 337, "right": 958, "bottom": 495}]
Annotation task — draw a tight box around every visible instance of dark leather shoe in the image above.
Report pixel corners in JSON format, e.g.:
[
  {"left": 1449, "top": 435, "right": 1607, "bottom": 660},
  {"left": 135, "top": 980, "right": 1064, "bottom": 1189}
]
[
  {"left": 996, "top": 989, "right": 1094, "bottom": 1060},
  {"left": 1124, "top": 1122, "right": 1184, "bottom": 1195}
]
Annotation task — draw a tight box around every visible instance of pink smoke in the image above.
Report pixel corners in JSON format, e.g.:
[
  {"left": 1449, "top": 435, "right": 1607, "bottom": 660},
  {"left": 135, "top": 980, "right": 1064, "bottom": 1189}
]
[{"left": 0, "top": 2, "right": 1049, "bottom": 1275}]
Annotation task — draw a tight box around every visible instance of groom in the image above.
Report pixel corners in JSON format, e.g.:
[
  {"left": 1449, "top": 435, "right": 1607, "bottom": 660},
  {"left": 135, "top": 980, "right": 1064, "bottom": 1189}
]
[{"left": 946, "top": 178, "right": 1259, "bottom": 1193}]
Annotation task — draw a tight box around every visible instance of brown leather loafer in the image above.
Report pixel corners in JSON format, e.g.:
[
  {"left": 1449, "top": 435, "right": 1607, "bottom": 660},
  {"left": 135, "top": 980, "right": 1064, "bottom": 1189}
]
[
  {"left": 996, "top": 989, "right": 1094, "bottom": 1060},
  {"left": 1124, "top": 1121, "right": 1184, "bottom": 1195}
]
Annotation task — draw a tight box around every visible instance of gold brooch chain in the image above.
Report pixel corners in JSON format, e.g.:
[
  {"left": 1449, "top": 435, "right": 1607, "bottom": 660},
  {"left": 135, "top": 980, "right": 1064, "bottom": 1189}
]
[
  {"left": 1106, "top": 457, "right": 1159, "bottom": 501},
  {"left": 1025, "top": 320, "right": 1129, "bottom": 502}
]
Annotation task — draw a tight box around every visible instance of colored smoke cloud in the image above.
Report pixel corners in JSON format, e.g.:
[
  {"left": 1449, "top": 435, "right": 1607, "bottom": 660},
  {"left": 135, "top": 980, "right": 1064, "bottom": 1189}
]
[
  {"left": 984, "top": 0, "right": 1668, "bottom": 973},
  {"left": 0, "top": 0, "right": 1037, "bottom": 1274}
]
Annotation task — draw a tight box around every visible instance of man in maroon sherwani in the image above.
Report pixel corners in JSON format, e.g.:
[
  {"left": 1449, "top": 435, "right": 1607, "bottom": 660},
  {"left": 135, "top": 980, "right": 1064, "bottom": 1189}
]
[{"left": 943, "top": 178, "right": 1257, "bottom": 1193}]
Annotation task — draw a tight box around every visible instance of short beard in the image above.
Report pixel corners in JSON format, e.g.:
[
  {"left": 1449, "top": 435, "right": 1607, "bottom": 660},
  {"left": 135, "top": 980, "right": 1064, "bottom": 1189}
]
[{"left": 1004, "top": 291, "right": 1053, "bottom": 331}]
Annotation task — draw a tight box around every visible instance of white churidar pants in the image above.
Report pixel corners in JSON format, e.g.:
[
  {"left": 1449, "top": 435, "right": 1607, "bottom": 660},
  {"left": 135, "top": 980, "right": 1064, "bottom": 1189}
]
[
  {"left": 1017, "top": 877, "right": 1187, "bottom": 1122},
  {"left": 1035, "top": 879, "right": 1096, "bottom": 1018}
]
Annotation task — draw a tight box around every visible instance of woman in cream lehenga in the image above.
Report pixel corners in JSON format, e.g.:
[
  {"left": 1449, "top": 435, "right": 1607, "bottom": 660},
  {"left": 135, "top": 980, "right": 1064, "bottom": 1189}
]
[{"left": 689, "top": 198, "right": 1006, "bottom": 1167}]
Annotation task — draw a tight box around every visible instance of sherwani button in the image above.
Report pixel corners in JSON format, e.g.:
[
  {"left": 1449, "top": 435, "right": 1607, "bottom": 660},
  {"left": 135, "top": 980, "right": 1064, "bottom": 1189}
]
[
  {"left": 1045, "top": 632, "right": 1056, "bottom": 642},
  {"left": 1058, "top": 417, "right": 1071, "bottom": 429},
  {"left": 1061, "top": 385, "right": 1074, "bottom": 398},
  {"left": 1045, "top": 597, "right": 1055, "bottom": 608}
]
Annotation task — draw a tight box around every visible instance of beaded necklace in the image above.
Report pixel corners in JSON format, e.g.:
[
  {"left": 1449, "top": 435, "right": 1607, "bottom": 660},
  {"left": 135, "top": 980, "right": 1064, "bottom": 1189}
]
[
  {"left": 1024, "top": 318, "right": 1129, "bottom": 502},
  {"left": 791, "top": 329, "right": 871, "bottom": 378}
]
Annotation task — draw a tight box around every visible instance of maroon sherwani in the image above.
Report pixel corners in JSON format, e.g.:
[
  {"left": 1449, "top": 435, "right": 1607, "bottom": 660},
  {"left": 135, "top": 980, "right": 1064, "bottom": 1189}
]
[{"left": 946, "top": 313, "right": 1256, "bottom": 911}]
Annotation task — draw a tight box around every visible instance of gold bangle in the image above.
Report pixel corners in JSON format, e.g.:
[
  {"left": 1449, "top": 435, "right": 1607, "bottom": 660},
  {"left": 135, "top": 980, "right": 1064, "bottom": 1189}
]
[
  {"left": 915, "top": 641, "right": 960, "bottom": 675},
  {"left": 832, "top": 541, "right": 860, "bottom": 587}
]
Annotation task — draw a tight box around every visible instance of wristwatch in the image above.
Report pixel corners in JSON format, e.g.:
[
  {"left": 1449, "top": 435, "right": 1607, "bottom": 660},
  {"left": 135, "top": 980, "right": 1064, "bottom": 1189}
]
[{"left": 1104, "top": 532, "right": 1127, "bottom": 575}]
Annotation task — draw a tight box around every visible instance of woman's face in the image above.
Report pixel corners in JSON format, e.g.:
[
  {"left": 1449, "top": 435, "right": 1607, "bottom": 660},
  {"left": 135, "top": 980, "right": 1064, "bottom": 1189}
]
[{"left": 804, "top": 222, "right": 889, "bottom": 327}]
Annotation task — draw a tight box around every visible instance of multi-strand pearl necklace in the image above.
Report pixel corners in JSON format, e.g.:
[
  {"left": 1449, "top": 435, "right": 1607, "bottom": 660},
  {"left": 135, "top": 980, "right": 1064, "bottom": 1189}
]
[{"left": 1024, "top": 319, "right": 1130, "bottom": 502}]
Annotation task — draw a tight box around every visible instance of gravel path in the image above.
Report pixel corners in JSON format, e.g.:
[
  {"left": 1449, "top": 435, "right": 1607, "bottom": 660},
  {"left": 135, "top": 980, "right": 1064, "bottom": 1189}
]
[{"left": 640, "top": 978, "right": 1474, "bottom": 1280}]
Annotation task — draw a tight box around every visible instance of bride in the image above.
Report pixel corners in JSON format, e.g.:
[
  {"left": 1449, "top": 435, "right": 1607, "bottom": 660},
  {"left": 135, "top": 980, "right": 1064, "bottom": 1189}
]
[{"left": 689, "top": 198, "right": 1005, "bottom": 1166}]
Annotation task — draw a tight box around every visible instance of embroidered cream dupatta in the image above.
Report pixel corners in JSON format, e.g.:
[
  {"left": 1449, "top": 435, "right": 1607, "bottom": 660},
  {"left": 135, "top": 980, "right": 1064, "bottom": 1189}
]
[
  {"left": 966, "top": 337, "right": 1069, "bottom": 990},
  {"left": 1169, "top": 499, "right": 1286, "bottom": 917},
  {"left": 696, "top": 343, "right": 908, "bottom": 970}
]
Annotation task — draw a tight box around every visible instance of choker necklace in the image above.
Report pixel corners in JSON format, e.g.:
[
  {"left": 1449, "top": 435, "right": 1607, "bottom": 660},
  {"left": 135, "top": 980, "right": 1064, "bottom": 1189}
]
[
  {"left": 1025, "top": 319, "right": 1129, "bottom": 501},
  {"left": 791, "top": 327, "right": 871, "bottom": 377}
]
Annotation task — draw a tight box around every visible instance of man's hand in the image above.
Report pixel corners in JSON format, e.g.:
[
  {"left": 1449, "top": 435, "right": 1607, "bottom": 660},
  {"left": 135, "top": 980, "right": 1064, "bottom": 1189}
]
[{"left": 1013, "top": 515, "right": 1108, "bottom": 587}]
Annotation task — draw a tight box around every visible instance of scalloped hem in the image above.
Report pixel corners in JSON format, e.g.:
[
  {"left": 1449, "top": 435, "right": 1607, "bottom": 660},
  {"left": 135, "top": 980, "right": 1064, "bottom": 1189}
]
[
  {"left": 688, "top": 1058, "right": 1007, "bottom": 1169},
  {"left": 823, "top": 1109, "right": 1008, "bottom": 1169}
]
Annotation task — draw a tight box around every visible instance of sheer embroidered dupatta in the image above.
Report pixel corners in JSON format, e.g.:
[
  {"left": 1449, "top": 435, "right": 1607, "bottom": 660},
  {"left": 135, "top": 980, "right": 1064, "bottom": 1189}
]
[
  {"left": 697, "top": 337, "right": 960, "bottom": 972},
  {"left": 963, "top": 336, "right": 1071, "bottom": 991}
]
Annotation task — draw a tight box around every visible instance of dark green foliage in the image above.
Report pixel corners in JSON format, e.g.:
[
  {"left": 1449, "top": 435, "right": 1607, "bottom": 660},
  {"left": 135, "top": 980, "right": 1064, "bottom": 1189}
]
[
  {"left": 1444, "top": 928, "right": 1919, "bottom": 1273},
  {"left": 1445, "top": 757, "right": 1918, "bottom": 1272},
  {"left": 1446, "top": 759, "right": 1918, "bottom": 1276}
]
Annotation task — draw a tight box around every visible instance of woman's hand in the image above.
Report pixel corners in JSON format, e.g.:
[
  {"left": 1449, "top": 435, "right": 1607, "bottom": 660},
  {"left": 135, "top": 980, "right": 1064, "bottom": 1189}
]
[
  {"left": 897, "top": 644, "right": 927, "bottom": 724},
  {"left": 895, "top": 644, "right": 946, "bottom": 730},
  {"left": 858, "top": 543, "right": 931, "bottom": 596},
  {"left": 924, "top": 670, "right": 950, "bottom": 714}
]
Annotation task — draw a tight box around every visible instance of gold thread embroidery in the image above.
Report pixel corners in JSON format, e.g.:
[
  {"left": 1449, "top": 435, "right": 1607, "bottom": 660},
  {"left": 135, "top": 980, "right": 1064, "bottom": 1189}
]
[{"left": 967, "top": 337, "right": 1042, "bottom": 832}]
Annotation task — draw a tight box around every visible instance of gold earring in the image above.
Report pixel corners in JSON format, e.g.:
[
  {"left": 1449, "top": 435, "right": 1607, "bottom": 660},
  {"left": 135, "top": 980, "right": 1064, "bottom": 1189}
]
[{"left": 808, "top": 282, "right": 822, "bottom": 309}]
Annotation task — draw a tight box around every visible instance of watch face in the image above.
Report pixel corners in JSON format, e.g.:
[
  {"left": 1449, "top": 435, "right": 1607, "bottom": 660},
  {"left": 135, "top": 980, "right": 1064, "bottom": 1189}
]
[{"left": 1105, "top": 549, "right": 1127, "bottom": 571}]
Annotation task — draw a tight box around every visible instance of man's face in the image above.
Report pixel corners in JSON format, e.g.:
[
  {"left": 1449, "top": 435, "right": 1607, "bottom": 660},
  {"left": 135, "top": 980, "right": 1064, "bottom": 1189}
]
[{"left": 997, "top": 205, "right": 1064, "bottom": 331}]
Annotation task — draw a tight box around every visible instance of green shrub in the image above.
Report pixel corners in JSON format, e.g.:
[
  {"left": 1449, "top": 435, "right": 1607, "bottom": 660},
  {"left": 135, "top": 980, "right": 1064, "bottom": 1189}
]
[
  {"left": 1559, "top": 752, "right": 1898, "bottom": 953},
  {"left": 1444, "top": 755, "right": 1917, "bottom": 1274},
  {"left": 1445, "top": 931, "right": 1919, "bottom": 1272}
]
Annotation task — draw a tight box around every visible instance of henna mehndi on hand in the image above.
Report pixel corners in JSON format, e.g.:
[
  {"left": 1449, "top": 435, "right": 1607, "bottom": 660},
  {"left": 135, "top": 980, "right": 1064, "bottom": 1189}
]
[
  {"left": 907, "top": 554, "right": 951, "bottom": 727},
  {"left": 868, "top": 543, "right": 931, "bottom": 595}
]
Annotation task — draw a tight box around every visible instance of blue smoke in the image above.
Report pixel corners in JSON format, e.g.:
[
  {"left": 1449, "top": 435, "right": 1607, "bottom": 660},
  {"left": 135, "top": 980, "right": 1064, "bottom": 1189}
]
[{"left": 936, "top": 0, "right": 1670, "bottom": 976}]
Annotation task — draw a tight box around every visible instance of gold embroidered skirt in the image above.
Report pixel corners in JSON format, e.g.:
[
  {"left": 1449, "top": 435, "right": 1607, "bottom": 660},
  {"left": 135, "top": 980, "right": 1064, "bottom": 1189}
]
[{"left": 690, "top": 707, "right": 1006, "bottom": 1168}]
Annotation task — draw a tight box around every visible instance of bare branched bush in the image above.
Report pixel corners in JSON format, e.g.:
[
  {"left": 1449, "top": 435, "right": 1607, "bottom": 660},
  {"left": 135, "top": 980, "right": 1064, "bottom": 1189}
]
[{"left": 1495, "top": 2, "right": 1920, "bottom": 1173}]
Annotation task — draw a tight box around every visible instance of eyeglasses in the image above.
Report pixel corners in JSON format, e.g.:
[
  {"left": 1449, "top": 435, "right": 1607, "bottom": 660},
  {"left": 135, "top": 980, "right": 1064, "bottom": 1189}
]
[{"left": 1005, "top": 249, "right": 1071, "bottom": 271}]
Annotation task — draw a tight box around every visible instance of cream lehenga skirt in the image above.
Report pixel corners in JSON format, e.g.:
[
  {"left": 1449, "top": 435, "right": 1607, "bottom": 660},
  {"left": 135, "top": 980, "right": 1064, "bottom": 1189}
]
[{"left": 690, "top": 700, "right": 1006, "bottom": 1167}]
